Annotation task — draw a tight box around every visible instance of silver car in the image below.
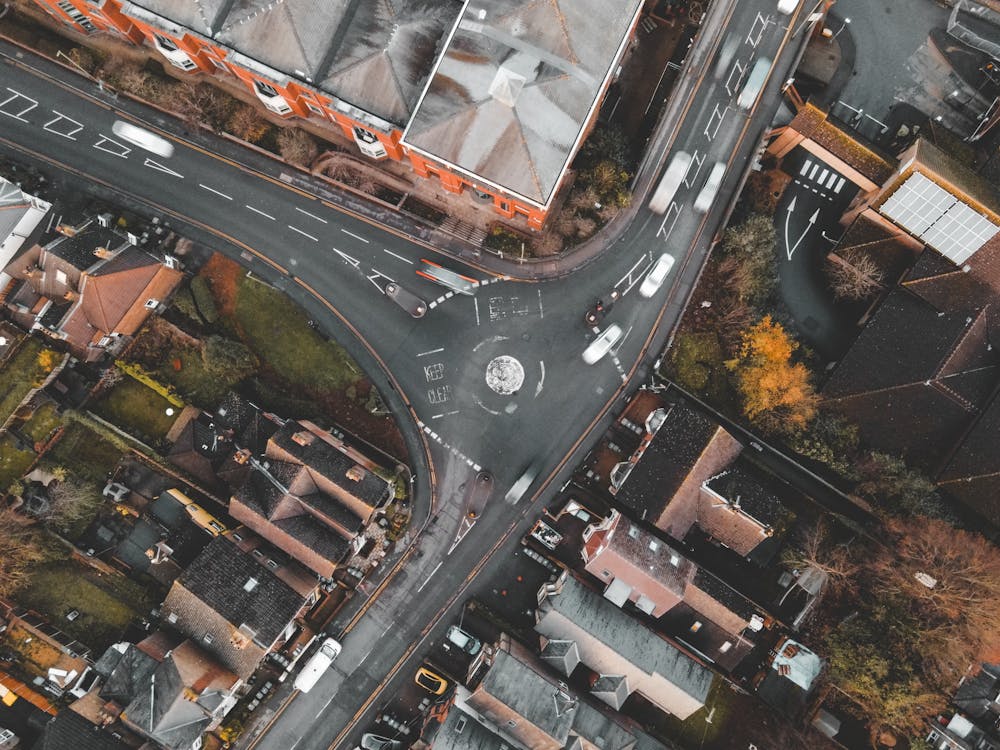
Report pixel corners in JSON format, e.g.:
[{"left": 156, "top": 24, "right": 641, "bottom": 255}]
[{"left": 446, "top": 625, "right": 482, "bottom": 655}]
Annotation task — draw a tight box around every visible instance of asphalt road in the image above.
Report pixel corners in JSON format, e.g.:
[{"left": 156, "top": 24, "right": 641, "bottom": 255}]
[{"left": 0, "top": 1, "right": 811, "bottom": 745}]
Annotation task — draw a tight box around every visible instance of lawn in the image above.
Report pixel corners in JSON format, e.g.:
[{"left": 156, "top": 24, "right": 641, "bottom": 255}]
[
  {"left": 0, "top": 433, "right": 36, "bottom": 491},
  {"left": 21, "top": 402, "right": 62, "bottom": 445},
  {"left": 0, "top": 337, "right": 55, "bottom": 424},
  {"left": 48, "top": 421, "right": 123, "bottom": 482},
  {"left": 91, "top": 377, "right": 179, "bottom": 442},
  {"left": 234, "top": 275, "right": 358, "bottom": 393},
  {"left": 15, "top": 559, "right": 155, "bottom": 652}
]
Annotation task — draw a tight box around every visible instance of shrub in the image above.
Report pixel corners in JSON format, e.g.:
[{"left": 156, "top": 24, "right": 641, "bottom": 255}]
[
  {"left": 277, "top": 128, "right": 319, "bottom": 167},
  {"left": 190, "top": 276, "right": 219, "bottom": 323},
  {"left": 201, "top": 335, "right": 257, "bottom": 381}
]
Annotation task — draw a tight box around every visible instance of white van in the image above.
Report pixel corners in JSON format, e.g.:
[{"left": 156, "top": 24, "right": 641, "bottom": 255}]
[
  {"left": 777, "top": 0, "right": 798, "bottom": 13},
  {"left": 694, "top": 161, "right": 726, "bottom": 213},
  {"left": 582, "top": 324, "right": 623, "bottom": 364},
  {"left": 648, "top": 152, "right": 692, "bottom": 215},
  {"left": 111, "top": 120, "right": 175, "bottom": 158},
  {"left": 293, "top": 637, "right": 341, "bottom": 693},
  {"left": 737, "top": 58, "right": 771, "bottom": 110},
  {"left": 504, "top": 466, "right": 538, "bottom": 505}
]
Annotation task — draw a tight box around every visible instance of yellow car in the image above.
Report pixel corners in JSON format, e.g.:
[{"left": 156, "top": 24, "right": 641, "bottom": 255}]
[
  {"left": 165, "top": 488, "right": 227, "bottom": 537},
  {"left": 414, "top": 666, "right": 448, "bottom": 695}
]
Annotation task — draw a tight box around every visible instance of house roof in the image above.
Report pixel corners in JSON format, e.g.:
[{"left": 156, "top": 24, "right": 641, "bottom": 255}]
[
  {"left": 786, "top": 103, "right": 897, "bottom": 184},
  {"left": 953, "top": 664, "right": 1000, "bottom": 720},
  {"left": 122, "top": 640, "right": 238, "bottom": 750},
  {"left": 128, "top": 0, "right": 456, "bottom": 125},
  {"left": 473, "top": 647, "right": 576, "bottom": 744},
  {"left": 538, "top": 576, "right": 713, "bottom": 705},
  {"left": 174, "top": 536, "right": 309, "bottom": 647},
  {"left": 94, "top": 642, "right": 159, "bottom": 706},
  {"left": 689, "top": 568, "right": 755, "bottom": 622},
  {"left": 44, "top": 223, "right": 129, "bottom": 271},
  {"left": 594, "top": 512, "right": 692, "bottom": 600},
  {"left": 570, "top": 700, "right": 639, "bottom": 750},
  {"left": 80, "top": 249, "right": 182, "bottom": 335},
  {"left": 703, "top": 464, "right": 788, "bottom": 529},
  {"left": 614, "top": 400, "right": 727, "bottom": 522},
  {"left": 0, "top": 177, "right": 41, "bottom": 255},
  {"left": 402, "top": 0, "right": 643, "bottom": 206},
  {"left": 938, "top": 391, "right": 1000, "bottom": 525},
  {"left": 432, "top": 707, "right": 508, "bottom": 750},
  {"left": 32, "top": 709, "right": 131, "bottom": 750}
]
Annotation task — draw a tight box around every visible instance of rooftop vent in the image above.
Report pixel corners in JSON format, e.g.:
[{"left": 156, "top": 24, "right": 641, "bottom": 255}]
[
  {"left": 243, "top": 577, "right": 259, "bottom": 592},
  {"left": 346, "top": 466, "right": 365, "bottom": 483},
  {"left": 291, "top": 430, "right": 315, "bottom": 447}
]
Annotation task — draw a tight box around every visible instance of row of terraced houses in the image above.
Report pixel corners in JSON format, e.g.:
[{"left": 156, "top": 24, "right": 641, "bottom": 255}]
[{"left": 32, "top": 0, "right": 646, "bottom": 229}]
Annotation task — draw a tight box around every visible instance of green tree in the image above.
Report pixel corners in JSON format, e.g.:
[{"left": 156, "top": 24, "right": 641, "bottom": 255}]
[
  {"left": 856, "top": 453, "right": 948, "bottom": 518},
  {"left": 718, "top": 213, "right": 777, "bottom": 308},
  {"left": 788, "top": 412, "right": 860, "bottom": 480}
]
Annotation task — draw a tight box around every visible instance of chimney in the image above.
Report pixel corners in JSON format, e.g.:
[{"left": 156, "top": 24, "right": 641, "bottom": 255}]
[
  {"left": 291, "top": 430, "right": 315, "bottom": 447},
  {"left": 56, "top": 224, "right": 77, "bottom": 237},
  {"left": 93, "top": 246, "right": 114, "bottom": 260},
  {"left": 233, "top": 448, "right": 251, "bottom": 465},
  {"left": 346, "top": 465, "right": 365, "bottom": 483}
]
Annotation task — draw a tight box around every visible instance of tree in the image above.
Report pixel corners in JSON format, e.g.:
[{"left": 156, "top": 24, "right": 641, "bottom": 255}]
[
  {"left": 726, "top": 315, "right": 818, "bottom": 434},
  {"left": 578, "top": 160, "right": 631, "bottom": 209},
  {"left": 277, "top": 128, "right": 319, "bottom": 168},
  {"left": 782, "top": 519, "right": 859, "bottom": 589},
  {"left": 718, "top": 214, "right": 778, "bottom": 308},
  {"left": 855, "top": 452, "right": 949, "bottom": 519},
  {"left": 826, "top": 251, "right": 885, "bottom": 301},
  {"left": 788, "top": 411, "right": 860, "bottom": 480},
  {"left": 201, "top": 335, "right": 257, "bottom": 380},
  {"left": 0, "top": 506, "right": 45, "bottom": 598},
  {"left": 45, "top": 479, "right": 102, "bottom": 537},
  {"left": 227, "top": 105, "right": 270, "bottom": 144}
]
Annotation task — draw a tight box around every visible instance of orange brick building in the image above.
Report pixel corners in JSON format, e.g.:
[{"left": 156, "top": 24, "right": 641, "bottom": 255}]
[{"left": 33, "top": 0, "right": 644, "bottom": 229}]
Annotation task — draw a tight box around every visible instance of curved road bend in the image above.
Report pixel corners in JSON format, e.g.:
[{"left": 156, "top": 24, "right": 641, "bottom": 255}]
[{"left": 0, "top": 1, "right": 809, "bottom": 746}]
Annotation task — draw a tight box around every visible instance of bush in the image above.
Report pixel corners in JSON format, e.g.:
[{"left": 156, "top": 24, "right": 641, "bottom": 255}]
[
  {"left": 190, "top": 276, "right": 219, "bottom": 324},
  {"left": 201, "top": 335, "right": 257, "bottom": 381},
  {"left": 717, "top": 214, "right": 777, "bottom": 309},
  {"left": 227, "top": 105, "right": 270, "bottom": 144},
  {"left": 277, "top": 128, "right": 319, "bottom": 167}
]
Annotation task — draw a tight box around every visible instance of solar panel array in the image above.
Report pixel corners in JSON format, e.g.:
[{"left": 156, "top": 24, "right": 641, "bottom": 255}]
[{"left": 879, "top": 172, "right": 999, "bottom": 265}]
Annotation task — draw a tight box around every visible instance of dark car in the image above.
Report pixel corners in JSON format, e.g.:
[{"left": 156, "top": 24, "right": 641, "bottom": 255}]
[
  {"left": 385, "top": 282, "right": 427, "bottom": 318},
  {"left": 360, "top": 734, "right": 401, "bottom": 750}
]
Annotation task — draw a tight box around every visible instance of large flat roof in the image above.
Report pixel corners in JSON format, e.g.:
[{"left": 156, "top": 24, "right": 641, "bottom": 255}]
[
  {"left": 126, "top": 0, "right": 458, "bottom": 125},
  {"left": 402, "top": 0, "right": 643, "bottom": 206}
]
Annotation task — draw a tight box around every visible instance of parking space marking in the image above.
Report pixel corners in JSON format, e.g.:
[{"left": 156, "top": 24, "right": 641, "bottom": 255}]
[
  {"left": 93, "top": 134, "right": 132, "bottom": 158},
  {"left": 657, "top": 202, "right": 681, "bottom": 241},
  {"left": 704, "top": 102, "right": 729, "bottom": 141},
  {"left": 430, "top": 410, "right": 460, "bottom": 420},
  {"left": 799, "top": 160, "right": 811, "bottom": 176},
  {"left": 295, "top": 206, "right": 327, "bottom": 223},
  {"left": 0, "top": 88, "right": 37, "bottom": 121},
  {"left": 834, "top": 177, "right": 845, "bottom": 193},
  {"left": 417, "top": 562, "right": 443, "bottom": 592},
  {"left": 366, "top": 269, "right": 394, "bottom": 292},
  {"left": 617, "top": 252, "right": 653, "bottom": 296},
  {"left": 43, "top": 110, "right": 83, "bottom": 140}
]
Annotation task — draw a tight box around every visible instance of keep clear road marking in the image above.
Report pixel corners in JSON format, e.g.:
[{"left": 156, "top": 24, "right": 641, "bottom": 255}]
[
  {"left": 245, "top": 205, "right": 275, "bottom": 220},
  {"left": 417, "top": 348, "right": 444, "bottom": 358},
  {"left": 294, "top": 206, "right": 328, "bottom": 224},
  {"left": 288, "top": 225, "right": 318, "bottom": 242},
  {"left": 383, "top": 248, "right": 412, "bottom": 264},
  {"left": 93, "top": 135, "right": 132, "bottom": 159},
  {"left": 144, "top": 158, "right": 183, "bottom": 178},
  {"left": 341, "top": 228, "right": 370, "bottom": 243},
  {"left": 199, "top": 183, "right": 233, "bottom": 200},
  {"left": 43, "top": 111, "right": 83, "bottom": 140}
]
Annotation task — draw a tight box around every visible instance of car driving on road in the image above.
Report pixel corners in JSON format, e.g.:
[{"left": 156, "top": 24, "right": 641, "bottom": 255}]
[
  {"left": 360, "top": 734, "right": 401, "bottom": 750},
  {"left": 582, "top": 324, "right": 623, "bottom": 364},
  {"left": 639, "top": 254, "right": 676, "bottom": 298},
  {"left": 111, "top": 120, "right": 175, "bottom": 158}
]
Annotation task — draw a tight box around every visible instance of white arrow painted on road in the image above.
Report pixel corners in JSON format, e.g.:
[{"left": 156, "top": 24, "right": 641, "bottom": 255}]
[
  {"left": 785, "top": 197, "right": 819, "bottom": 260},
  {"left": 332, "top": 247, "right": 360, "bottom": 269}
]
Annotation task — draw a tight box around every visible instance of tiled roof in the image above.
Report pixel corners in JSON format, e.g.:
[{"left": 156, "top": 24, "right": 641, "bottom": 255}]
[
  {"left": 786, "top": 103, "right": 897, "bottom": 184},
  {"left": 403, "top": 0, "right": 643, "bottom": 205},
  {"left": 690, "top": 568, "right": 755, "bottom": 622},
  {"left": 32, "top": 709, "right": 131, "bottom": 750},
  {"left": 703, "top": 463, "right": 788, "bottom": 528},
  {"left": 614, "top": 400, "right": 726, "bottom": 521},
  {"left": 953, "top": 664, "right": 1000, "bottom": 720},
  {"left": 174, "top": 536, "right": 308, "bottom": 647},
  {"left": 94, "top": 642, "right": 158, "bottom": 705},
  {"left": 44, "top": 223, "right": 128, "bottom": 271}
]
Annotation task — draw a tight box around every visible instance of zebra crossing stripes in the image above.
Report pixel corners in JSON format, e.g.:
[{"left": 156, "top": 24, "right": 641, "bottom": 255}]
[{"left": 794, "top": 158, "right": 845, "bottom": 201}]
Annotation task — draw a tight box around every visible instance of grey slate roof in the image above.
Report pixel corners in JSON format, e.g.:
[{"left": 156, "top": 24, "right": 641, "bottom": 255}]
[
  {"left": 176, "top": 536, "right": 307, "bottom": 646},
  {"left": 94, "top": 643, "right": 159, "bottom": 705},
  {"left": 44, "top": 223, "right": 129, "bottom": 271},
  {"left": 953, "top": 664, "right": 1000, "bottom": 720},
  {"left": 432, "top": 708, "right": 507, "bottom": 750},
  {"left": 614, "top": 400, "right": 722, "bottom": 521},
  {"left": 402, "top": 0, "right": 643, "bottom": 205},
  {"left": 0, "top": 177, "right": 35, "bottom": 244},
  {"left": 540, "top": 576, "right": 712, "bottom": 705},
  {"left": 129, "top": 0, "right": 456, "bottom": 125},
  {"left": 570, "top": 700, "right": 639, "bottom": 750},
  {"left": 703, "top": 463, "right": 788, "bottom": 528},
  {"left": 477, "top": 648, "right": 575, "bottom": 743},
  {"left": 690, "top": 568, "right": 755, "bottom": 621},
  {"left": 32, "top": 710, "right": 131, "bottom": 750}
]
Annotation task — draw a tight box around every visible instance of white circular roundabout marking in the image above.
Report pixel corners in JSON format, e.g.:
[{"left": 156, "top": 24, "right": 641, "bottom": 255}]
[{"left": 485, "top": 355, "right": 525, "bottom": 396}]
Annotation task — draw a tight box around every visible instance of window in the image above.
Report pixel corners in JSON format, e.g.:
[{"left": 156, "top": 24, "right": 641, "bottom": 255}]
[
  {"left": 499, "top": 201, "right": 509, "bottom": 211},
  {"left": 506, "top": 719, "right": 518, "bottom": 728},
  {"left": 203, "top": 633, "right": 214, "bottom": 644},
  {"left": 55, "top": 269, "right": 67, "bottom": 284},
  {"left": 254, "top": 80, "right": 278, "bottom": 98},
  {"left": 454, "top": 717, "right": 467, "bottom": 734},
  {"left": 690, "top": 621, "right": 702, "bottom": 633},
  {"left": 266, "top": 559, "right": 278, "bottom": 569},
  {"left": 602, "top": 569, "right": 611, "bottom": 578},
  {"left": 627, "top": 525, "right": 639, "bottom": 539},
  {"left": 648, "top": 539, "right": 660, "bottom": 551},
  {"left": 720, "top": 641, "right": 732, "bottom": 653},
  {"left": 305, "top": 102, "right": 323, "bottom": 115},
  {"left": 144, "top": 298, "right": 159, "bottom": 309},
  {"left": 167, "top": 612, "right": 178, "bottom": 624},
  {"left": 153, "top": 33, "right": 178, "bottom": 52},
  {"left": 232, "top": 532, "right": 243, "bottom": 541},
  {"left": 669, "top": 553, "right": 680, "bottom": 567}
]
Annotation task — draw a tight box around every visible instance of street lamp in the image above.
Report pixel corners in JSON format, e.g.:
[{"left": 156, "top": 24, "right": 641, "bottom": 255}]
[{"left": 832, "top": 17, "right": 851, "bottom": 40}]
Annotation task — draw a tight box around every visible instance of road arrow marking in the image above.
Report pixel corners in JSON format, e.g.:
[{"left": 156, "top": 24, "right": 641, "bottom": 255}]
[
  {"left": 144, "top": 158, "right": 183, "bottom": 178},
  {"left": 332, "top": 247, "right": 360, "bottom": 268},
  {"left": 785, "top": 203, "right": 819, "bottom": 261}
]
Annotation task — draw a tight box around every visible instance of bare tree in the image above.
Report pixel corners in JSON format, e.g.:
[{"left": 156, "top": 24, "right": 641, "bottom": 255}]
[
  {"left": 45, "top": 479, "right": 102, "bottom": 535},
  {"left": 277, "top": 128, "right": 319, "bottom": 168},
  {"left": 227, "top": 105, "right": 269, "bottom": 143},
  {"left": 783, "top": 519, "right": 860, "bottom": 588},
  {"left": 826, "top": 251, "right": 885, "bottom": 300},
  {"left": 0, "top": 506, "right": 45, "bottom": 598}
]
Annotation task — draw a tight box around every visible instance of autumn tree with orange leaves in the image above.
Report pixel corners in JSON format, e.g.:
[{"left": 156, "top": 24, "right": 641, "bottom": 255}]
[{"left": 726, "top": 315, "right": 817, "bottom": 435}]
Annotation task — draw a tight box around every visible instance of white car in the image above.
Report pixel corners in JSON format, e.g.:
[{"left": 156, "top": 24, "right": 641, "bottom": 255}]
[
  {"left": 639, "top": 254, "right": 676, "bottom": 298},
  {"left": 777, "top": 0, "right": 798, "bottom": 13},
  {"left": 446, "top": 626, "right": 482, "bottom": 655},
  {"left": 111, "top": 120, "right": 175, "bottom": 158},
  {"left": 582, "top": 324, "right": 623, "bottom": 364},
  {"left": 693, "top": 162, "right": 725, "bottom": 213}
]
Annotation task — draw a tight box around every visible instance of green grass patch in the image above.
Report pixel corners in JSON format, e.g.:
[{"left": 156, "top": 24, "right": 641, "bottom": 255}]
[
  {"left": 0, "top": 433, "right": 35, "bottom": 491},
  {"left": 234, "top": 276, "right": 357, "bottom": 393},
  {"left": 48, "top": 421, "right": 123, "bottom": 482},
  {"left": 15, "top": 559, "right": 154, "bottom": 652},
  {"left": 21, "top": 402, "right": 62, "bottom": 445},
  {"left": 0, "top": 338, "right": 52, "bottom": 424},
  {"left": 91, "top": 377, "right": 178, "bottom": 442}
]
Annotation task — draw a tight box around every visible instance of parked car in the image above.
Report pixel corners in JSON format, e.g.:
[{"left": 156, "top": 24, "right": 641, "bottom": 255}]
[
  {"left": 414, "top": 666, "right": 448, "bottom": 695},
  {"left": 293, "top": 637, "right": 341, "bottom": 693},
  {"left": 164, "top": 488, "right": 227, "bottom": 537},
  {"left": 360, "top": 734, "right": 401, "bottom": 750},
  {"left": 639, "top": 254, "right": 676, "bottom": 298},
  {"left": 446, "top": 626, "right": 482, "bottom": 655}
]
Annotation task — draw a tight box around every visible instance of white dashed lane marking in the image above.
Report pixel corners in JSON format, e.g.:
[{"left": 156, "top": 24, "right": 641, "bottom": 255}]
[
  {"left": 199, "top": 184, "right": 233, "bottom": 200},
  {"left": 418, "top": 421, "right": 482, "bottom": 472}
]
